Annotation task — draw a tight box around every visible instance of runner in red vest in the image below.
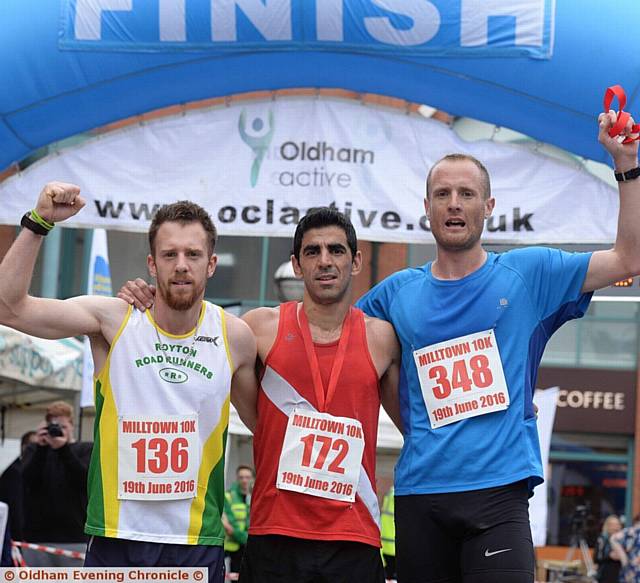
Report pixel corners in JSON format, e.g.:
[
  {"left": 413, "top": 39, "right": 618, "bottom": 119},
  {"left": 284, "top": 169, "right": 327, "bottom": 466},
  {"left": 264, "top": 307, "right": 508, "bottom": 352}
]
[{"left": 240, "top": 208, "right": 400, "bottom": 582}]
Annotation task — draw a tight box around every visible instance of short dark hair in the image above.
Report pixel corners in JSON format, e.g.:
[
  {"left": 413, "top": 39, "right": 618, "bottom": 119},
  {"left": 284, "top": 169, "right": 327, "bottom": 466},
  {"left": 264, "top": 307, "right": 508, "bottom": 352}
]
[
  {"left": 149, "top": 201, "right": 217, "bottom": 256},
  {"left": 236, "top": 465, "right": 255, "bottom": 477},
  {"left": 292, "top": 208, "right": 357, "bottom": 261},
  {"left": 426, "top": 153, "right": 491, "bottom": 200},
  {"left": 21, "top": 431, "right": 36, "bottom": 449}
]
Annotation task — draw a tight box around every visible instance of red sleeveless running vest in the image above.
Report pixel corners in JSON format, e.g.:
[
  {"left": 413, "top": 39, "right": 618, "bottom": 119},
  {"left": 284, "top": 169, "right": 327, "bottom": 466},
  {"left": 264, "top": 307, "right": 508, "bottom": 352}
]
[{"left": 249, "top": 301, "right": 382, "bottom": 546}]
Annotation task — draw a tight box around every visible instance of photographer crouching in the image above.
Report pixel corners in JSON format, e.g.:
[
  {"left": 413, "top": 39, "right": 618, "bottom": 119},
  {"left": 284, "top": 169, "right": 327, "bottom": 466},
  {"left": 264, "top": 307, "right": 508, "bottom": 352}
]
[{"left": 21, "top": 401, "right": 92, "bottom": 566}]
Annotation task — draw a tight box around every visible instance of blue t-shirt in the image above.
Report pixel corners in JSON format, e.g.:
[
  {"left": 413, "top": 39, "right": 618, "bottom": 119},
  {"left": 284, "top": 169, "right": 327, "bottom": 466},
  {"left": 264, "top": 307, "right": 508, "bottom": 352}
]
[{"left": 357, "top": 248, "right": 592, "bottom": 495}]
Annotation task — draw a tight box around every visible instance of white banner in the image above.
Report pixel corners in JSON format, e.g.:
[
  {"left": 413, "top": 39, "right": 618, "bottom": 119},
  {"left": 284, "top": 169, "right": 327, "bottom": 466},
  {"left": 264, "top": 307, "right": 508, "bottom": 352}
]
[
  {"left": 529, "top": 386, "right": 559, "bottom": 547},
  {"left": 81, "top": 228, "right": 112, "bottom": 407},
  {"left": 0, "top": 98, "right": 618, "bottom": 244},
  {"left": 0, "top": 325, "right": 82, "bottom": 390}
]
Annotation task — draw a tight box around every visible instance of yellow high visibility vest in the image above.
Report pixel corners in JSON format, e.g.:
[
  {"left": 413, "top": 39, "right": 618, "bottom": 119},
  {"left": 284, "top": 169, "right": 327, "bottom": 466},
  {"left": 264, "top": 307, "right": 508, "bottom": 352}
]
[
  {"left": 380, "top": 487, "right": 395, "bottom": 556},
  {"left": 223, "top": 490, "right": 249, "bottom": 552}
]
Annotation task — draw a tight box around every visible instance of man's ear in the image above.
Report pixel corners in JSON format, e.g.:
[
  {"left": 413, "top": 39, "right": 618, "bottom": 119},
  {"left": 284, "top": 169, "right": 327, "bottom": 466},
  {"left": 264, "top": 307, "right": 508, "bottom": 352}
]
[
  {"left": 147, "top": 254, "right": 157, "bottom": 279},
  {"left": 484, "top": 197, "right": 496, "bottom": 219},
  {"left": 291, "top": 254, "right": 303, "bottom": 279},
  {"left": 351, "top": 250, "right": 363, "bottom": 276},
  {"left": 207, "top": 254, "right": 218, "bottom": 278}
]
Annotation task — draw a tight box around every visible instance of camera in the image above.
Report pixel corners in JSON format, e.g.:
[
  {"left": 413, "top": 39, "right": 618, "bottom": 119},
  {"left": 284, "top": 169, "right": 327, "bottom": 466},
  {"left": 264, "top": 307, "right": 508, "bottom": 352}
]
[
  {"left": 46, "top": 422, "right": 64, "bottom": 438},
  {"left": 573, "top": 504, "right": 589, "bottom": 519},
  {"left": 569, "top": 503, "right": 593, "bottom": 538}
]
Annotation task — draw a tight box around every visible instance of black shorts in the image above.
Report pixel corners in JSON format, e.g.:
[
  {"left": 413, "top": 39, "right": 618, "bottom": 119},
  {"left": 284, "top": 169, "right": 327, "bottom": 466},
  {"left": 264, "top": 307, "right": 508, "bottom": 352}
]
[
  {"left": 84, "top": 536, "right": 225, "bottom": 583},
  {"left": 395, "top": 481, "right": 535, "bottom": 583},
  {"left": 239, "top": 534, "right": 385, "bottom": 583}
]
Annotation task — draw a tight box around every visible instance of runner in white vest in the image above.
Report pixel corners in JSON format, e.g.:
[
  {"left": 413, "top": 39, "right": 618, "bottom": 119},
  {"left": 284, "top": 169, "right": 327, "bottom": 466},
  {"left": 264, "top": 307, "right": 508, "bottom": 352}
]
[{"left": 0, "top": 187, "right": 258, "bottom": 583}]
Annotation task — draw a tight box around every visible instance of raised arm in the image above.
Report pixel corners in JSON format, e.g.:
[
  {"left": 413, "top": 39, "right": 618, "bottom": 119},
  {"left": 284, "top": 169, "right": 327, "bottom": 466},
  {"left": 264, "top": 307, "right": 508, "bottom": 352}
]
[
  {"left": 226, "top": 313, "right": 259, "bottom": 433},
  {"left": 583, "top": 110, "right": 640, "bottom": 292},
  {"left": 0, "top": 182, "right": 125, "bottom": 340}
]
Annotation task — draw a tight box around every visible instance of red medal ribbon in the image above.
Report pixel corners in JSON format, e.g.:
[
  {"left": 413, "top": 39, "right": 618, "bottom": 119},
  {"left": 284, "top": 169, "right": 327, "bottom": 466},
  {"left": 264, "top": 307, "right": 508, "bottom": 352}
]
[
  {"left": 603, "top": 85, "right": 640, "bottom": 143},
  {"left": 297, "top": 304, "right": 352, "bottom": 412}
]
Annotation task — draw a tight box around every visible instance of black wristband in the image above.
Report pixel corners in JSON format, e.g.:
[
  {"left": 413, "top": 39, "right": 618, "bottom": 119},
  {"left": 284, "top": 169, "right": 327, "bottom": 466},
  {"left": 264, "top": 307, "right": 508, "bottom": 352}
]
[
  {"left": 21, "top": 212, "right": 50, "bottom": 236},
  {"left": 614, "top": 167, "right": 640, "bottom": 182}
]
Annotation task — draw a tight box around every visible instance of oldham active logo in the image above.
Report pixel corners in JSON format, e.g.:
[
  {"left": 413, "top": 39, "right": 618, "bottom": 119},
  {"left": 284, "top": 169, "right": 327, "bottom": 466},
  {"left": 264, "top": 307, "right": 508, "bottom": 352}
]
[{"left": 239, "top": 108, "right": 275, "bottom": 187}]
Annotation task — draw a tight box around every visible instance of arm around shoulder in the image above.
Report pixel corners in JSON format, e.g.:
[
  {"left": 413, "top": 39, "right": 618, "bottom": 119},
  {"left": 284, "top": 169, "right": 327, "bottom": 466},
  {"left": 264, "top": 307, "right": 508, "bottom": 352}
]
[
  {"left": 241, "top": 307, "right": 279, "bottom": 346},
  {"left": 357, "top": 269, "right": 417, "bottom": 322}
]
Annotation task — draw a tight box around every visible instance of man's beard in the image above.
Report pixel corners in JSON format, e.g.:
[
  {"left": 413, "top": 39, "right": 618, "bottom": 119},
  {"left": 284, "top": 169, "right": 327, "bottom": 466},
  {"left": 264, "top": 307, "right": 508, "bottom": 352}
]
[
  {"left": 432, "top": 218, "right": 484, "bottom": 253},
  {"left": 157, "top": 279, "right": 204, "bottom": 311}
]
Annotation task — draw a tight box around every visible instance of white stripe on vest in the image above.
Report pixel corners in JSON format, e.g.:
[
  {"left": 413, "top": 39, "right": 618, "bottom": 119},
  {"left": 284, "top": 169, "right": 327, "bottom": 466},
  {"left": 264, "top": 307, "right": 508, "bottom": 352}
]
[{"left": 261, "top": 365, "right": 381, "bottom": 528}]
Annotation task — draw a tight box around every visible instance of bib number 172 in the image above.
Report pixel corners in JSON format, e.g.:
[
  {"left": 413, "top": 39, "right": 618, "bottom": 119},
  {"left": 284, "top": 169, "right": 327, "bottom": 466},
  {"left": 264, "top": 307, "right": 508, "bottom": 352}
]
[{"left": 299, "top": 434, "right": 348, "bottom": 475}]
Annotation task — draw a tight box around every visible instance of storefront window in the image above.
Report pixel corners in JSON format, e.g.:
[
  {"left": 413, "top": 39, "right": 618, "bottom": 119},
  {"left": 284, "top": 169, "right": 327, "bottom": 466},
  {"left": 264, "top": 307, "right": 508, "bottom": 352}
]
[
  {"left": 579, "top": 319, "right": 637, "bottom": 368},
  {"left": 547, "top": 433, "right": 631, "bottom": 546},
  {"left": 547, "top": 459, "right": 627, "bottom": 546},
  {"left": 541, "top": 323, "right": 579, "bottom": 366},
  {"left": 543, "top": 302, "right": 640, "bottom": 370},
  {"left": 205, "top": 236, "right": 263, "bottom": 304}
]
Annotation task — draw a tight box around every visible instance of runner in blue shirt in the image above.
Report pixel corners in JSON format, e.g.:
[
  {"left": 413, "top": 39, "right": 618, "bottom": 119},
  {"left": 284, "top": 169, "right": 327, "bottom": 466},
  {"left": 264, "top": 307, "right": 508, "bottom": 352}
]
[{"left": 357, "top": 109, "right": 640, "bottom": 583}]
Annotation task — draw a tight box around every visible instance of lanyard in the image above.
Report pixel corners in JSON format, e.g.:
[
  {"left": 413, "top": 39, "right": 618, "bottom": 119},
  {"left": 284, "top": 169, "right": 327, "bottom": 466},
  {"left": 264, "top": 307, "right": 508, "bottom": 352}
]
[
  {"left": 603, "top": 85, "right": 640, "bottom": 143},
  {"left": 297, "top": 304, "right": 352, "bottom": 412}
]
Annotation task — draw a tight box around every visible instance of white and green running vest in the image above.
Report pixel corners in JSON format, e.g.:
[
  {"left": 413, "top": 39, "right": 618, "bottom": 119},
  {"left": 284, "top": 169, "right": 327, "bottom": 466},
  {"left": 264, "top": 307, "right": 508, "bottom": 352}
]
[{"left": 85, "top": 301, "right": 232, "bottom": 545}]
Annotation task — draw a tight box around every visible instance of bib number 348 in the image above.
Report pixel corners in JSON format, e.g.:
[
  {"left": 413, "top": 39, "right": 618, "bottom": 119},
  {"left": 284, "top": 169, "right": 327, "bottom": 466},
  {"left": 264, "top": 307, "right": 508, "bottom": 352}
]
[
  {"left": 276, "top": 410, "right": 364, "bottom": 502},
  {"left": 413, "top": 329, "right": 509, "bottom": 429}
]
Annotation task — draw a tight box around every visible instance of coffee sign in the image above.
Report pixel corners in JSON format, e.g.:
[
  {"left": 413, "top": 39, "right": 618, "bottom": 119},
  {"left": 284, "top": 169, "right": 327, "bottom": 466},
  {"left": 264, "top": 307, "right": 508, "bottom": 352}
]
[{"left": 537, "top": 367, "right": 636, "bottom": 435}]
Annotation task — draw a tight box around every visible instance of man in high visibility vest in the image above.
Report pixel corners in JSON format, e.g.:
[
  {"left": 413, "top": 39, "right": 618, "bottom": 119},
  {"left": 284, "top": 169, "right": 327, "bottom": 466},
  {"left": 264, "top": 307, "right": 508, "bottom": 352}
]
[
  {"left": 224, "top": 465, "right": 254, "bottom": 573},
  {"left": 381, "top": 486, "right": 396, "bottom": 581}
]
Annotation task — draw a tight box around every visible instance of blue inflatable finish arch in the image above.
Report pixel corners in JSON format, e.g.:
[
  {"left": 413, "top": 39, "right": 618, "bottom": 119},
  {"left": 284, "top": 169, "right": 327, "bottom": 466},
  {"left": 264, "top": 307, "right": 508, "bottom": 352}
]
[{"left": 1, "top": 0, "right": 639, "bottom": 171}]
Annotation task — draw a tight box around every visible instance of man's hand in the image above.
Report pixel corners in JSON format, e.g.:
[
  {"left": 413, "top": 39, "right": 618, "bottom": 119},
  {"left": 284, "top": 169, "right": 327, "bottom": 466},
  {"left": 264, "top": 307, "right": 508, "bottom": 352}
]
[
  {"left": 35, "top": 421, "right": 48, "bottom": 446},
  {"left": 117, "top": 278, "right": 156, "bottom": 311},
  {"left": 35, "top": 182, "right": 86, "bottom": 224},
  {"left": 598, "top": 110, "right": 639, "bottom": 171},
  {"left": 35, "top": 420, "right": 69, "bottom": 450},
  {"left": 221, "top": 513, "right": 234, "bottom": 536}
]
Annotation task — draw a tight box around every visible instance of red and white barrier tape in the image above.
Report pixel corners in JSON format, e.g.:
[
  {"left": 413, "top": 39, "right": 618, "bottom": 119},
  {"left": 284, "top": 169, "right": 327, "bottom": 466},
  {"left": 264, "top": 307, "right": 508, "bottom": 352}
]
[
  {"left": 11, "top": 541, "right": 85, "bottom": 560},
  {"left": 10, "top": 544, "right": 26, "bottom": 567}
]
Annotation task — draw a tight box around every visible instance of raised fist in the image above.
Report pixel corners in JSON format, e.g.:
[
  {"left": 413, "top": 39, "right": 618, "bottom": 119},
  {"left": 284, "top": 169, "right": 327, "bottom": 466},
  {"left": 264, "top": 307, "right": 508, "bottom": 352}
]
[
  {"left": 35, "top": 181, "right": 86, "bottom": 224},
  {"left": 598, "top": 110, "right": 639, "bottom": 169}
]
